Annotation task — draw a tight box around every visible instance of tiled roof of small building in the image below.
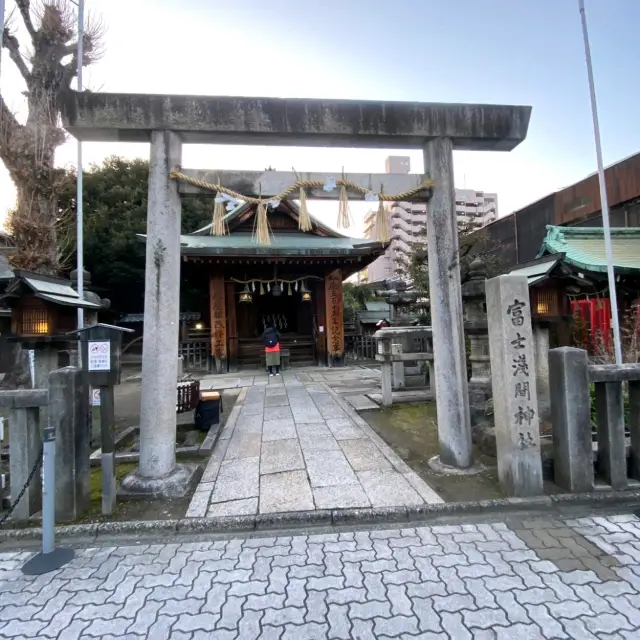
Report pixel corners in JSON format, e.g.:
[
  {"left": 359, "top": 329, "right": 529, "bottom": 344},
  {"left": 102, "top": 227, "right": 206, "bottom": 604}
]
[{"left": 538, "top": 225, "right": 640, "bottom": 273}]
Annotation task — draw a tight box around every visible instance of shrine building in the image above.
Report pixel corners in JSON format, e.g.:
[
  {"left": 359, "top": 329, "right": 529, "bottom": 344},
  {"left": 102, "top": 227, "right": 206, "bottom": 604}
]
[{"left": 144, "top": 201, "right": 386, "bottom": 373}]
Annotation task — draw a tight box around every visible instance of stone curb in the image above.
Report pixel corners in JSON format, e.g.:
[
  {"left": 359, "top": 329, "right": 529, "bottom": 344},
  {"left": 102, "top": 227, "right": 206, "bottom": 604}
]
[{"left": 2, "top": 490, "right": 640, "bottom": 543}]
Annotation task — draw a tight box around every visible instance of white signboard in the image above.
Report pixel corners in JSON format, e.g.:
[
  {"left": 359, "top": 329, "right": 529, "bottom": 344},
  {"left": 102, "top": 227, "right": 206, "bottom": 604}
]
[
  {"left": 88, "top": 341, "right": 110, "bottom": 371},
  {"left": 91, "top": 388, "right": 101, "bottom": 406},
  {"left": 28, "top": 349, "right": 35, "bottom": 388}
]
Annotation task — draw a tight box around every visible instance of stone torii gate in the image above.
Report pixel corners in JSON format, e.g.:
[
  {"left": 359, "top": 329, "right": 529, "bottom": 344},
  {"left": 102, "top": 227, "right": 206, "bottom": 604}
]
[{"left": 63, "top": 93, "right": 531, "bottom": 496}]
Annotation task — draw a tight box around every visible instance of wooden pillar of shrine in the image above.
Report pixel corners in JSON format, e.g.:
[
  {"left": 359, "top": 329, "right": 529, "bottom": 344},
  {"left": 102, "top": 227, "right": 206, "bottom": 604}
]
[
  {"left": 209, "top": 274, "right": 227, "bottom": 374},
  {"left": 315, "top": 279, "right": 327, "bottom": 366},
  {"left": 325, "top": 269, "right": 345, "bottom": 367},
  {"left": 226, "top": 282, "right": 238, "bottom": 372}
]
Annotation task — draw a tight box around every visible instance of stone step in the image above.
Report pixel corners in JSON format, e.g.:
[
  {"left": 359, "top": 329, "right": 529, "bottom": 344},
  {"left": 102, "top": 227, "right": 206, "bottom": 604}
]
[
  {"left": 345, "top": 395, "right": 379, "bottom": 411},
  {"left": 368, "top": 389, "right": 434, "bottom": 405}
]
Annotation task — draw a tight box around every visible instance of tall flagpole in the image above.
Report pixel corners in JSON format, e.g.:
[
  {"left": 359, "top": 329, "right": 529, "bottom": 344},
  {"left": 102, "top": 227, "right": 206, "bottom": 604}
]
[
  {"left": 75, "top": 0, "right": 85, "bottom": 331},
  {"left": 578, "top": 0, "right": 623, "bottom": 364}
]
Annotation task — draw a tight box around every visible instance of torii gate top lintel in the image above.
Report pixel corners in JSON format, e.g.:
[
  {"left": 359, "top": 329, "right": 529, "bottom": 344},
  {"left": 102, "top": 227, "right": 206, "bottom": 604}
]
[{"left": 62, "top": 91, "right": 531, "bottom": 151}]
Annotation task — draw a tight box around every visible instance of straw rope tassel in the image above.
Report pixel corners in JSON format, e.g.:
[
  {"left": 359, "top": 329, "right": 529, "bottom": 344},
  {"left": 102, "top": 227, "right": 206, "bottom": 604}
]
[
  {"left": 376, "top": 187, "right": 390, "bottom": 243},
  {"left": 337, "top": 170, "right": 352, "bottom": 229},
  {"left": 298, "top": 186, "right": 312, "bottom": 232},
  {"left": 253, "top": 183, "right": 272, "bottom": 246},
  {"left": 212, "top": 177, "right": 228, "bottom": 236}
]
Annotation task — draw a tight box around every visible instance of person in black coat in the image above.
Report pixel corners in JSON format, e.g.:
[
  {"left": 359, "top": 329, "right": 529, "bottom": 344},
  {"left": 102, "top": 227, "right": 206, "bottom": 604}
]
[{"left": 262, "top": 324, "right": 281, "bottom": 375}]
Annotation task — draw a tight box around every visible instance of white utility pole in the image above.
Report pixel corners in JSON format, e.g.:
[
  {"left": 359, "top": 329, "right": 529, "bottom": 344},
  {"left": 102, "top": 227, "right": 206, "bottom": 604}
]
[
  {"left": 75, "top": 0, "right": 85, "bottom": 331},
  {"left": 578, "top": 0, "right": 623, "bottom": 364},
  {"left": 0, "top": 0, "right": 5, "bottom": 74}
]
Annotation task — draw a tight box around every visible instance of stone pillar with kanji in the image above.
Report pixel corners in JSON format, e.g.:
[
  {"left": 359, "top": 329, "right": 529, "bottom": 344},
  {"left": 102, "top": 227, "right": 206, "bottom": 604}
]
[{"left": 486, "top": 275, "right": 543, "bottom": 497}]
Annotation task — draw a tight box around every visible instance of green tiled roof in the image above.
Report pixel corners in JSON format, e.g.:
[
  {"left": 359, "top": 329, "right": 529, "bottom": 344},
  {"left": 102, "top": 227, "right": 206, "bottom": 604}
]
[
  {"left": 365, "top": 301, "right": 390, "bottom": 312},
  {"left": 140, "top": 201, "right": 386, "bottom": 258},
  {"left": 538, "top": 226, "right": 640, "bottom": 273}
]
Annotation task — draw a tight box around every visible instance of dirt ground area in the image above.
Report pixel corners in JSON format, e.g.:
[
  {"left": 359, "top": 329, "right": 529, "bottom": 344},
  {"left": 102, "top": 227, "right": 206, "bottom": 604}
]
[{"left": 362, "top": 403, "right": 505, "bottom": 502}]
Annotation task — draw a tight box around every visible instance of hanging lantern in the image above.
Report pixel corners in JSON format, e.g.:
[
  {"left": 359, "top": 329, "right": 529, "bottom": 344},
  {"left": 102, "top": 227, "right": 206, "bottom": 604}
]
[
  {"left": 272, "top": 283, "right": 282, "bottom": 297},
  {"left": 238, "top": 284, "right": 253, "bottom": 304},
  {"left": 300, "top": 282, "right": 312, "bottom": 302}
]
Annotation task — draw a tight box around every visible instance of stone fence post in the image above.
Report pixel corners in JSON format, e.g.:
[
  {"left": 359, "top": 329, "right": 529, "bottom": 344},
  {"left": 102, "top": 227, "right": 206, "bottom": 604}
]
[
  {"left": 461, "top": 258, "right": 492, "bottom": 428},
  {"left": 49, "top": 367, "right": 91, "bottom": 522},
  {"left": 0, "top": 389, "right": 48, "bottom": 521},
  {"left": 0, "top": 367, "right": 90, "bottom": 523},
  {"left": 532, "top": 322, "right": 551, "bottom": 423},
  {"left": 549, "top": 352, "right": 640, "bottom": 492},
  {"left": 589, "top": 363, "right": 640, "bottom": 490},
  {"left": 486, "top": 274, "right": 543, "bottom": 497},
  {"left": 548, "top": 347, "right": 593, "bottom": 492}
]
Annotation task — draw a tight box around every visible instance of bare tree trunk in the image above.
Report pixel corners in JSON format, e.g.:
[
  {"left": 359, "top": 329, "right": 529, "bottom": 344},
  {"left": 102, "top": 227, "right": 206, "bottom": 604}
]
[
  {"left": 0, "top": 1, "right": 105, "bottom": 389},
  {"left": 11, "top": 182, "right": 60, "bottom": 275}
]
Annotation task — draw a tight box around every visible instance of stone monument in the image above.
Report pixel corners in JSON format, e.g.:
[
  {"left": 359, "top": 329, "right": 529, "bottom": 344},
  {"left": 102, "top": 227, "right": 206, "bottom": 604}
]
[
  {"left": 462, "top": 258, "right": 492, "bottom": 428},
  {"left": 486, "top": 275, "right": 543, "bottom": 497}
]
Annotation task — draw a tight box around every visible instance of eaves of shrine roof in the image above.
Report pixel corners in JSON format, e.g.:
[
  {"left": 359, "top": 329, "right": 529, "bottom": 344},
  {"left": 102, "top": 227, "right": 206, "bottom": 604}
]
[{"left": 171, "top": 232, "right": 386, "bottom": 258}]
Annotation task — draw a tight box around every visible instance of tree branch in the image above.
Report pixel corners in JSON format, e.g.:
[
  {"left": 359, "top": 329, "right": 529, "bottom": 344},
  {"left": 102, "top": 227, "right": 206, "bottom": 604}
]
[
  {"left": 2, "top": 28, "right": 32, "bottom": 82},
  {"left": 61, "top": 53, "right": 78, "bottom": 89},
  {"left": 63, "top": 41, "right": 77, "bottom": 57},
  {"left": 0, "top": 91, "right": 26, "bottom": 173},
  {"left": 0, "top": 91, "right": 22, "bottom": 133},
  {"left": 15, "top": 0, "right": 37, "bottom": 39}
]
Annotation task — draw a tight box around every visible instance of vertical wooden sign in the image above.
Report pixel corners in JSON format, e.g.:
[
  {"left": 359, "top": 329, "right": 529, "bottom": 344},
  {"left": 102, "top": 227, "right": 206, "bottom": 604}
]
[
  {"left": 325, "top": 269, "right": 344, "bottom": 366},
  {"left": 209, "top": 274, "right": 227, "bottom": 373},
  {"left": 225, "top": 282, "right": 238, "bottom": 372}
]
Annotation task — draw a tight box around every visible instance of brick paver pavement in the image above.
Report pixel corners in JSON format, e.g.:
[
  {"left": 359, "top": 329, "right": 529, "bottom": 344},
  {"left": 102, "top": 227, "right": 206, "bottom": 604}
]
[{"left": 2, "top": 513, "right": 640, "bottom": 638}]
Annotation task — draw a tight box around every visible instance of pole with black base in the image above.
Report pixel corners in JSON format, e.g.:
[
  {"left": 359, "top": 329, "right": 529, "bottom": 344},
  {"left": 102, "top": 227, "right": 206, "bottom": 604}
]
[{"left": 22, "top": 426, "right": 74, "bottom": 575}]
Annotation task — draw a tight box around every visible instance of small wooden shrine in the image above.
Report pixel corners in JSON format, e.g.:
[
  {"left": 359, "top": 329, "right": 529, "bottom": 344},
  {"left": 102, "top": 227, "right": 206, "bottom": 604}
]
[{"left": 175, "top": 201, "right": 386, "bottom": 372}]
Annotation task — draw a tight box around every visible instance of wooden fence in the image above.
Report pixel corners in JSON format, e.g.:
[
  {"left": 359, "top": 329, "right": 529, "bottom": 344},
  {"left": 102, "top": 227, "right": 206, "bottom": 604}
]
[
  {"left": 179, "top": 340, "right": 210, "bottom": 371},
  {"left": 344, "top": 334, "right": 432, "bottom": 363}
]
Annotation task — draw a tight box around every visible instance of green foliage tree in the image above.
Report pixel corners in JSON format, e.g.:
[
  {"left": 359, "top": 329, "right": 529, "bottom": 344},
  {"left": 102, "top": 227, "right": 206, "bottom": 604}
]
[
  {"left": 342, "top": 282, "right": 373, "bottom": 324},
  {"left": 57, "top": 156, "right": 212, "bottom": 313},
  {"left": 401, "top": 223, "right": 504, "bottom": 297}
]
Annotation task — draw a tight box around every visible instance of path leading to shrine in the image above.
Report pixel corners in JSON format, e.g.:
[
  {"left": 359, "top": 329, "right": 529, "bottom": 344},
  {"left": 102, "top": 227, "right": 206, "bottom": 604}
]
[{"left": 187, "top": 370, "right": 443, "bottom": 518}]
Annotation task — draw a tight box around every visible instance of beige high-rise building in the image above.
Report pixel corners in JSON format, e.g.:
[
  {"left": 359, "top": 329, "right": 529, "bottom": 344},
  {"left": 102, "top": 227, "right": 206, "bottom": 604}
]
[{"left": 361, "top": 157, "right": 498, "bottom": 284}]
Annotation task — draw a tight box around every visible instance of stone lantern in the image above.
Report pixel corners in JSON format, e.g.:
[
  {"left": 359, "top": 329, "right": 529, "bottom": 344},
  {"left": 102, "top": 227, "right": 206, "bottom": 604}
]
[
  {"left": 1, "top": 270, "right": 103, "bottom": 389},
  {"left": 375, "top": 279, "right": 427, "bottom": 389},
  {"left": 461, "top": 258, "right": 492, "bottom": 428}
]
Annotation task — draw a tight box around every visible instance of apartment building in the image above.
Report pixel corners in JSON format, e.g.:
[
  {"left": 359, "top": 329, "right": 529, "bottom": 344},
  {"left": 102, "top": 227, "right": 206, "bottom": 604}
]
[{"left": 362, "top": 156, "right": 498, "bottom": 283}]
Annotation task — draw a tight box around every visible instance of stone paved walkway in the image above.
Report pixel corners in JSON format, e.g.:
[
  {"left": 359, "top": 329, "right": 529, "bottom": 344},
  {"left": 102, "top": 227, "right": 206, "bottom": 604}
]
[
  {"left": 187, "top": 371, "right": 442, "bottom": 518},
  {"left": 2, "top": 513, "right": 640, "bottom": 638}
]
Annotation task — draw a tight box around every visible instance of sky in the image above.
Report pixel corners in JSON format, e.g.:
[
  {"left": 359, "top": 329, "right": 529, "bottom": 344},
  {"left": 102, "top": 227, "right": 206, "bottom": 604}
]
[{"left": 1, "top": 0, "right": 640, "bottom": 237}]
